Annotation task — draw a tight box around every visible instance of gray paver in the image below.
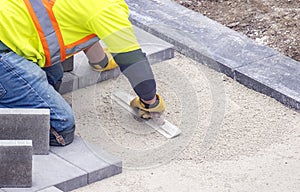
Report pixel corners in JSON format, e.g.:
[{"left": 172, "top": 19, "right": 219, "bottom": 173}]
[
  {"left": 235, "top": 54, "right": 300, "bottom": 109},
  {"left": 0, "top": 140, "right": 32, "bottom": 188},
  {"left": 0, "top": 109, "right": 50, "bottom": 155},
  {"left": 62, "top": 56, "right": 74, "bottom": 72},
  {"left": 71, "top": 26, "right": 173, "bottom": 90},
  {"left": 133, "top": 26, "right": 174, "bottom": 64},
  {"left": 51, "top": 136, "right": 122, "bottom": 184},
  {"left": 59, "top": 72, "right": 79, "bottom": 95},
  {"left": 72, "top": 52, "right": 121, "bottom": 89},
  {"left": 37, "top": 186, "right": 63, "bottom": 192},
  {"left": 2, "top": 153, "right": 87, "bottom": 192}
]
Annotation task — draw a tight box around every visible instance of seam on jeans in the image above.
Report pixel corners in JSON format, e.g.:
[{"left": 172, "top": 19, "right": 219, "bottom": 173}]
[
  {"left": 0, "top": 52, "right": 13, "bottom": 60},
  {"left": 0, "top": 82, "right": 7, "bottom": 99}
]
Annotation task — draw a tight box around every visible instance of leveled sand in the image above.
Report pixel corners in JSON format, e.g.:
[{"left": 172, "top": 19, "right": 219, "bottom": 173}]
[{"left": 68, "top": 52, "right": 300, "bottom": 192}]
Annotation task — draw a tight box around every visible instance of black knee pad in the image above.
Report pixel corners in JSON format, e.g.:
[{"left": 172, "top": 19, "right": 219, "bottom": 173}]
[{"left": 49, "top": 125, "right": 75, "bottom": 146}]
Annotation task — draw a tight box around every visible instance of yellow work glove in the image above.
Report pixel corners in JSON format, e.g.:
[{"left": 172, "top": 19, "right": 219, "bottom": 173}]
[
  {"left": 89, "top": 48, "right": 118, "bottom": 72},
  {"left": 130, "top": 94, "right": 166, "bottom": 119}
]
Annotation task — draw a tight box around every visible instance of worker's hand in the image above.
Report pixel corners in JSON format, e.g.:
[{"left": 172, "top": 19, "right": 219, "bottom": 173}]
[
  {"left": 89, "top": 48, "right": 118, "bottom": 72},
  {"left": 130, "top": 94, "right": 166, "bottom": 119}
]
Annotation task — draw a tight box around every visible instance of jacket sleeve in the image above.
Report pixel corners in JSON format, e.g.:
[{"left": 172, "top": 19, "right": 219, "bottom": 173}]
[{"left": 113, "top": 49, "right": 157, "bottom": 101}]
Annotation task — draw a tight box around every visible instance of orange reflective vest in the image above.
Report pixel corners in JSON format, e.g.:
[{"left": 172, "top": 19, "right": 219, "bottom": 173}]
[{"left": 23, "top": 0, "right": 99, "bottom": 67}]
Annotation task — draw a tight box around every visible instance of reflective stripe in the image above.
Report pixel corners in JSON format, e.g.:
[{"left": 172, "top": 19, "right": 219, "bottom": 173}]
[
  {"left": 43, "top": 0, "right": 66, "bottom": 62},
  {"left": 24, "top": 0, "right": 61, "bottom": 66},
  {"left": 23, "top": 0, "right": 98, "bottom": 66},
  {"left": 66, "top": 35, "right": 100, "bottom": 55}
]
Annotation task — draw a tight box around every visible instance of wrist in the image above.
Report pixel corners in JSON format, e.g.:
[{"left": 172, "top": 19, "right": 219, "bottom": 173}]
[
  {"left": 141, "top": 95, "right": 159, "bottom": 109},
  {"left": 141, "top": 95, "right": 156, "bottom": 104}
]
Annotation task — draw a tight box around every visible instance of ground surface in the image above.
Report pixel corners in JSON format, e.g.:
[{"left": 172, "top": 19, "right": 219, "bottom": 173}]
[
  {"left": 69, "top": 52, "right": 300, "bottom": 192},
  {"left": 173, "top": 0, "right": 300, "bottom": 62}
]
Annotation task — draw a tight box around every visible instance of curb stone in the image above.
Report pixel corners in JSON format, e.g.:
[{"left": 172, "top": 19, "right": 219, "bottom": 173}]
[{"left": 126, "top": 0, "right": 300, "bottom": 110}]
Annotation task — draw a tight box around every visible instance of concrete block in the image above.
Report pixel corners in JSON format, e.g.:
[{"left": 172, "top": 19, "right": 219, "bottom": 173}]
[
  {"left": 37, "top": 187, "right": 63, "bottom": 192},
  {"left": 72, "top": 26, "right": 174, "bottom": 89},
  {"left": 62, "top": 56, "right": 74, "bottom": 72},
  {"left": 51, "top": 136, "right": 122, "bottom": 184},
  {"left": 72, "top": 52, "right": 121, "bottom": 89},
  {"left": 235, "top": 54, "right": 300, "bottom": 110},
  {"left": 0, "top": 140, "right": 32, "bottom": 188},
  {"left": 2, "top": 153, "right": 87, "bottom": 192},
  {"left": 126, "top": 0, "right": 278, "bottom": 77},
  {"left": 59, "top": 72, "right": 79, "bottom": 95},
  {"left": 0, "top": 109, "right": 50, "bottom": 155},
  {"left": 133, "top": 26, "right": 174, "bottom": 64}
]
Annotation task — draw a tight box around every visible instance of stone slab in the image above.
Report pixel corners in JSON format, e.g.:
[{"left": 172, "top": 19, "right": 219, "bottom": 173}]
[
  {"left": 62, "top": 56, "right": 74, "bottom": 72},
  {"left": 51, "top": 136, "right": 122, "bottom": 184},
  {"left": 70, "top": 26, "right": 174, "bottom": 90},
  {"left": 72, "top": 52, "right": 121, "bottom": 89},
  {"left": 0, "top": 109, "right": 50, "bottom": 155},
  {"left": 59, "top": 72, "right": 79, "bottom": 95},
  {"left": 235, "top": 54, "right": 300, "bottom": 110},
  {"left": 133, "top": 26, "right": 174, "bottom": 64},
  {"left": 2, "top": 153, "right": 87, "bottom": 192},
  {"left": 0, "top": 140, "right": 32, "bottom": 188},
  {"left": 37, "top": 187, "right": 63, "bottom": 192}
]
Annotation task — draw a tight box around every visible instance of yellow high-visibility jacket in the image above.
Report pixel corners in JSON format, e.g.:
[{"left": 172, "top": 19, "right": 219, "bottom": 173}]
[{"left": 0, "top": 0, "right": 140, "bottom": 67}]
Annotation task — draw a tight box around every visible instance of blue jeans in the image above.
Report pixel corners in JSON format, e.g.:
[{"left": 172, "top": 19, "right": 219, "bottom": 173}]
[{"left": 0, "top": 46, "right": 74, "bottom": 132}]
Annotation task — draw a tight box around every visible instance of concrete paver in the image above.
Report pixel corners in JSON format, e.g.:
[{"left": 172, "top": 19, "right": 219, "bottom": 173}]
[
  {"left": 50, "top": 136, "right": 122, "bottom": 184},
  {"left": 2, "top": 153, "right": 87, "bottom": 192},
  {"left": 235, "top": 54, "right": 300, "bottom": 109},
  {"left": 0, "top": 109, "right": 50, "bottom": 155},
  {"left": 0, "top": 140, "right": 32, "bottom": 188}
]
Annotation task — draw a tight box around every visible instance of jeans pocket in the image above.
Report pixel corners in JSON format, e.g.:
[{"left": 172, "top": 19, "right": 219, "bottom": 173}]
[{"left": 0, "top": 82, "right": 7, "bottom": 99}]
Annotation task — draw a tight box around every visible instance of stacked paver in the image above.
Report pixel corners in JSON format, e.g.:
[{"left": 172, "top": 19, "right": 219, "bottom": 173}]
[{"left": 0, "top": 140, "right": 32, "bottom": 188}]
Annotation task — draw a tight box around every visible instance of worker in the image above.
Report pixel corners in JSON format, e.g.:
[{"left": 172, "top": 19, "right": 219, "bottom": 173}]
[{"left": 0, "top": 0, "right": 165, "bottom": 146}]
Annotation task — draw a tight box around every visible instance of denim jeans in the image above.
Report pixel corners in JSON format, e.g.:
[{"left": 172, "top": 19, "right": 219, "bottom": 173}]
[{"left": 0, "top": 45, "right": 75, "bottom": 132}]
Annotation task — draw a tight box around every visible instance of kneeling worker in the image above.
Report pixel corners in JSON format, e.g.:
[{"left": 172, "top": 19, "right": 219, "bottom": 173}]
[{"left": 0, "top": 0, "right": 165, "bottom": 146}]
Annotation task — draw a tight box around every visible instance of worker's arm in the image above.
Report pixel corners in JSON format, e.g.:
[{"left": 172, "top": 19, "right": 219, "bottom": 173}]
[
  {"left": 84, "top": 44, "right": 165, "bottom": 117},
  {"left": 83, "top": 42, "right": 159, "bottom": 103},
  {"left": 86, "top": 2, "right": 165, "bottom": 116},
  {"left": 113, "top": 49, "right": 165, "bottom": 118}
]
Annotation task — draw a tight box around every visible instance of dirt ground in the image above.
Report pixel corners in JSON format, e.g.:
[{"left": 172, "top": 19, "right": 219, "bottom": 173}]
[
  {"left": 173, "top": 0, "right": 300, "bottom": 62},
  {"left": 71, "top": 52, "right": 300, "bottom": 192}
]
